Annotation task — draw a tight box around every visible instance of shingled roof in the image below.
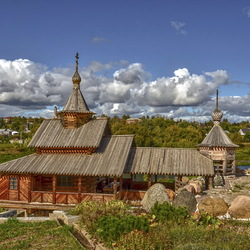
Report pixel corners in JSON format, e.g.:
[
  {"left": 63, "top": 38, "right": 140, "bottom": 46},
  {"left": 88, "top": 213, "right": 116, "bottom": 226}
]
[
  {"left": 197, "top": 125, "right": 238, "bottom": 148},
  {"left": 0, "top": 135, "right": 134, "bottom": 177},
  {"left": 198, "top": 90, "right": 238, "bottom": 148},
  {"left": 126, "top": 147, "right": 214, "bottom": 176},
  {"left": 29, "top": 118, "right": 108, "bottom": 148},
  {"left": 63, "top": 88, "right": 92, "bottom": 113}
]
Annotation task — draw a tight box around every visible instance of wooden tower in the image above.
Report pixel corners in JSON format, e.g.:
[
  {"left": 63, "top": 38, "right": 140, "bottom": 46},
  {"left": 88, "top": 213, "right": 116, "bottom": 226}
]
[
  {"left": 56, "top": 52, "right": 95, "bottom": 129},
  {"left": 198, "top": 90, "right": 238, "bottom": 178}
]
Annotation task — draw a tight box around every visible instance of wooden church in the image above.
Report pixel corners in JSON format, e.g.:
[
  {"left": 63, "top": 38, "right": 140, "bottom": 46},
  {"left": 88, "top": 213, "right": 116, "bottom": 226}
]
[{"left": 0, "top": 54, "right": 237, "bottom": 210}]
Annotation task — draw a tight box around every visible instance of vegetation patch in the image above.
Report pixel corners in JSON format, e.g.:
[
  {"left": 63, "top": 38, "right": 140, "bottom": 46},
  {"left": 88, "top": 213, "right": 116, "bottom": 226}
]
[
  {"left": 0, "top": 218, "right": 83, "bottom": 249},
  {"left": 71, "top": 201, "right": 250, "bottom": 249}
]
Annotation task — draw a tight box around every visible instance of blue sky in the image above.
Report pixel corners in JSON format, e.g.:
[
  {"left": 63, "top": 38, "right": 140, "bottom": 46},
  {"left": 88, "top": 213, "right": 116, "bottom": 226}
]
[{"left": 0, "top": 0, "right": 250, "bottom": 122}]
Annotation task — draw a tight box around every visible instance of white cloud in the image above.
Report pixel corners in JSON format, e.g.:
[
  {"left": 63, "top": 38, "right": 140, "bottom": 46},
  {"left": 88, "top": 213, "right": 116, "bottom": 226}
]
[
  {"left": 170, "top": 21, "right": 187, "bottom": 35},
  {"left": 91, "top": 37, "right": 107, "bottom": 43},
  {"left": 243, "top": 6, "right": 250, "bottom": 18},
  {"left": 0, "top": 58, "right": 249, "bottom": 122}
]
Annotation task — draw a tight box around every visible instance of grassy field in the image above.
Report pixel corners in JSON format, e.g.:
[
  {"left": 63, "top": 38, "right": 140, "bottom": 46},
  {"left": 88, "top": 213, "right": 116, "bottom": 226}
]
[
  {"left": 0, "top": 218, "right": 83, "bottom": 249},
  {"left": 236, "top": 143, "right": 250, "bottom": 165},
  {"left": 0, "top": 143, "right": 35, "bottom": 164}
]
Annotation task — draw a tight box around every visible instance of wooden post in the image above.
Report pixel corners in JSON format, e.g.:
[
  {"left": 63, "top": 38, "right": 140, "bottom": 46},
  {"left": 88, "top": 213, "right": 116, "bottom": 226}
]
[
  {"left": 52, "top": 175, "right": 56, "bottom": 204},
  {"left": 78, "top": 176, "right": 82, "bottom": 203},
  {"left": 205, "top": 176, "right": 213, "bottom": 190},
  {"left": 148, "top": 174, "right": 152, "bottom": 188},
  {"left": 119, "top": 176, "right": 123, "bottom": 200},
  {"left": 7, "top": 175, "right": 10, "bottom": 200},
  {"left": 223, "top": 160, "right": 227, "bottom": 176},
  {"left": 113, "top": 177, "right": 117, "bottom": 200},
  {"left": 28, "top": 175, "right": 32, "bottom": 203},
  {"left": 17, "top": 176, "right": 20, "bottom": 201},
  {"left": 232, "top": 159, "right": 236, "bottom": 174}
]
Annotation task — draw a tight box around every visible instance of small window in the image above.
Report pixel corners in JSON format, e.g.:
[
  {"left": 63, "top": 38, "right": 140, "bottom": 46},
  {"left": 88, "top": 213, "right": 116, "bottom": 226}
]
[
  {"left": 57, "top": 176, "right": 73, "bottom": 187},
  {"left": 10, "top": 177, "right": 18, "bottom": 190}
]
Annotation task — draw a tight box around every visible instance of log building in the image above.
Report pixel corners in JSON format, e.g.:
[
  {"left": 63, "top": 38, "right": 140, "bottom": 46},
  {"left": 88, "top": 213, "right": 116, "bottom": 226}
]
[{"left": 0, "top": 54, "right": 235, "bottom": 211}]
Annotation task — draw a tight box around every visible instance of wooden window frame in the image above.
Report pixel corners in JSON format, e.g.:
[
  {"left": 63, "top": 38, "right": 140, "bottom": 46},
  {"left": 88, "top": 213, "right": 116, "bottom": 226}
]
[
  {"left": 9, "top": 176, "right": 18, "bottom": 190},
  {"left": 57, "top": 176, "right": 73, "bottom": 187}
]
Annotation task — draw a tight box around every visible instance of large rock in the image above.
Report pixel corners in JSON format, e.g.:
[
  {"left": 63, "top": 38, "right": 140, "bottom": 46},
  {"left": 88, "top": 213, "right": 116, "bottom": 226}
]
[
  {"left": 228, "top": 195, "right": 250, "bottom": 218},
  {"left": 198, "top": 197, "right": 229, "bottom": 216},
  {"left": 166, "top": 189, "right": 175, "bottom": 201},
  {"left": 173, "top": 190, "right": 197, "bottom": 213},
  {"left": 184, "top": 184, "right": 195, "bottom": 194},
  {"left": 181, "top": 176, "right": 189, "bottom": 184},
  {"left": 189, "top": 181, "right": 202, "bottom": 194},
  {"left": 141, "top": 183, "right": 170, "bottom": 212}
]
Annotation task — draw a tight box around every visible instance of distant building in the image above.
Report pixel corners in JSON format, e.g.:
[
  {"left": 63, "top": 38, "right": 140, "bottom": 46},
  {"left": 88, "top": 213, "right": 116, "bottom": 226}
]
[
  {"left": 239, "top": 128, "right": 250, "bottom": 136},
  {"left": 0, "top": 129, "right": 12, "bottom": 136},
  {"left": 9, "top": 139, "right": 25, "bottom": 144},
  {"left": 3, "top": 117, "right": 13, "bottom": 123},
  {"left": 126, "top": 118, "right": 142, "bottom": 124}
]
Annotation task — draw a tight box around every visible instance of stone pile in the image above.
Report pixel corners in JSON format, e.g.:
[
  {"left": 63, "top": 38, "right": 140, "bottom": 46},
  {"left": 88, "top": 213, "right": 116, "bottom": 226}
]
[{"left": 141, "top": 175, "right": 250, "bottom": 219}]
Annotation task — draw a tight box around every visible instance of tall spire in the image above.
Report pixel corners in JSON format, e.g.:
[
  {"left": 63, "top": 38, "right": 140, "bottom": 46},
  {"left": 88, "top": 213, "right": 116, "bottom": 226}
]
[
  {"left": 211, "top": 89, "right": 223, "bottom": 125},
  {"left": 72, "top": 52, "right": 81, "bottom": 89}
]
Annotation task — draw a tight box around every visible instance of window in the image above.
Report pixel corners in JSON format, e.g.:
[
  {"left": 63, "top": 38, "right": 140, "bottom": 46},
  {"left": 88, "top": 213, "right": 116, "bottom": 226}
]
[
  {"left": 10, "top": 177, "right": 18, "bottom": 190},
  {"left": 57, "top": 176, "right": 73, "bottom": 187}
]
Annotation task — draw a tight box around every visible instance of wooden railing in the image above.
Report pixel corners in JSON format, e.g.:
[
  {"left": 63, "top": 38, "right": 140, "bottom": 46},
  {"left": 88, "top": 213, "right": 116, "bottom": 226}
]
[{"left": 31, "top": 191, "right": 115, "bottom": 204}]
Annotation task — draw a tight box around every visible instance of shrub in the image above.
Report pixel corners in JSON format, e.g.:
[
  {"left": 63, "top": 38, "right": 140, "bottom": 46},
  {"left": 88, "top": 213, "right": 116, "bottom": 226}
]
[
  {"left": 69, "top": 200, "right": 130, "bottom": 233},
  {"left": 95, "top": 214, "right": 150, "bottom": 246},
  {"left": 150, "top": 202, "right": 189, "bottom": 224},
  {"left": 116, "top": 226, "right": 171, "bottom": 250}
]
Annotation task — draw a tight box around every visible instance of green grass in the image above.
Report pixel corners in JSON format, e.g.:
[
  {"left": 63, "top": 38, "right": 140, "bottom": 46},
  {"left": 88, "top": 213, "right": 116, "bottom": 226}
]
[
  {"left": 0, "top": 143, "right": 35, "bottom": 164},
  {"left": 236, "top": 143, "right": 250, "bottom": 165},
  {"left": 0, "top": 218, "right": 83, "bottom": 249},
  {"left": 72, "top": 201, "right": 250, "bottom": 249}
]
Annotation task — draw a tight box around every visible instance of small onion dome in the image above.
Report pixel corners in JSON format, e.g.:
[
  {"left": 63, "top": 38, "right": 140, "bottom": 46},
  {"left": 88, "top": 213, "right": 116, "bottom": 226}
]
[
  {"left": 212, "top": 107, "right": 223, "bottom": 124},
  {"left": 72, "top": 70, "right": 81, "bottom": 88}
]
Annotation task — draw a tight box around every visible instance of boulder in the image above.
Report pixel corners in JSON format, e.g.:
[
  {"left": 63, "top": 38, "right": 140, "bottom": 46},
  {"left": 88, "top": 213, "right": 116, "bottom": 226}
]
[
  {"left": 166, "top": 189, "right": 175, "bottom": 201},
  {"left": 198, "top": 197, "right": 229, "bottom": 216},
  {"left": 189, "top": 181, "right": 202, "bottom": 194},
  {"left": 181, "top": 176, "right": 189, "bottom": 184},
  {"left": 184, "top": 184, "right": 195, "bottom": 194},
  {"left": 228, "top": 195, "right": 250, "bottom": 218},
  {"left": 172, "top": 190, "right": 197, "bottom": 213},
  {"left": 141, "top": 183, "right": 170, "bottom": 212}
]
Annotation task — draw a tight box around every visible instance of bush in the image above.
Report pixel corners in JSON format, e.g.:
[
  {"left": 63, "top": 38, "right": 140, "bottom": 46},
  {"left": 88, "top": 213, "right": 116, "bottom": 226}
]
[
  {"left": 150, "top": 202, "right": 189, "bottom": 224},
  {"left": 116, "top": 226, "right": 171, "bottom": 250},
  {"left": 95, "top": 214, "right": 150, "bottom": 246},
  {"left": 70, "top": 200, "right": 130, "bottom": 233}
]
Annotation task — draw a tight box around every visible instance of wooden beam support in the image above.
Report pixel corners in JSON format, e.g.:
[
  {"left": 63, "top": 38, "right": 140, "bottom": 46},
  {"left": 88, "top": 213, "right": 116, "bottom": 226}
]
[
  {"left": 28, "top": 175, "right": 32, "bottom": 203},
  {"left": 205, "top": 176, "right": 213, "bottom": 190},
  {"left": 113, "top": 177, "right": 117, "bottom": 200},
  {"left": 78, "top": 176, "right": 82, "bottom": 203},
  {"left": 52, "top": 175, "right": 56, "bottom": 204},
  {"left": 148, "top": 174, "right": 152, "bottom": 188},
  {"left": 119, "top": 176, "right": 123, "bottom": 200}
]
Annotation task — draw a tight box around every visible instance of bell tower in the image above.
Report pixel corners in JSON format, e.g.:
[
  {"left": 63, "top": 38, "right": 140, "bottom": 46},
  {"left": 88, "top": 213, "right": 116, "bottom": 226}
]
[
  {"left": 57, "top": 53, "right": 95, "bottom": 128},
  {"left": 198, "top": 90, "right": 238, "bottom": 177}
]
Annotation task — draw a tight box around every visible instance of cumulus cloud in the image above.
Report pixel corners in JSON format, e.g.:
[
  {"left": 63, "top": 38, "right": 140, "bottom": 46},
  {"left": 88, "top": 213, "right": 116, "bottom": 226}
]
[
  {"left": 0, "top": 58, "right": 249, "bottom": 122},
  {"left": 170, "top": 21, "right": 187, "bottom": 35}
]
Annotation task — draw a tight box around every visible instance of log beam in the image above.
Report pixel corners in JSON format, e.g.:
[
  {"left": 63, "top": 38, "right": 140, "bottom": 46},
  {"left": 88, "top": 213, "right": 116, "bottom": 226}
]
[
  {"left": 78, "top": 176, "right": 82, "bottom": 203},
  {"left": 52, "top": 175, "right": 56, "bottom": 204}
]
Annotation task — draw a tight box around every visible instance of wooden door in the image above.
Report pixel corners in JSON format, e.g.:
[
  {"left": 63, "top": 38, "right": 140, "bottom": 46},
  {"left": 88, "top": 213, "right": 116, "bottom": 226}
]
[{"left": 9, "top": 176, "right": 19, "bottom": 201}]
